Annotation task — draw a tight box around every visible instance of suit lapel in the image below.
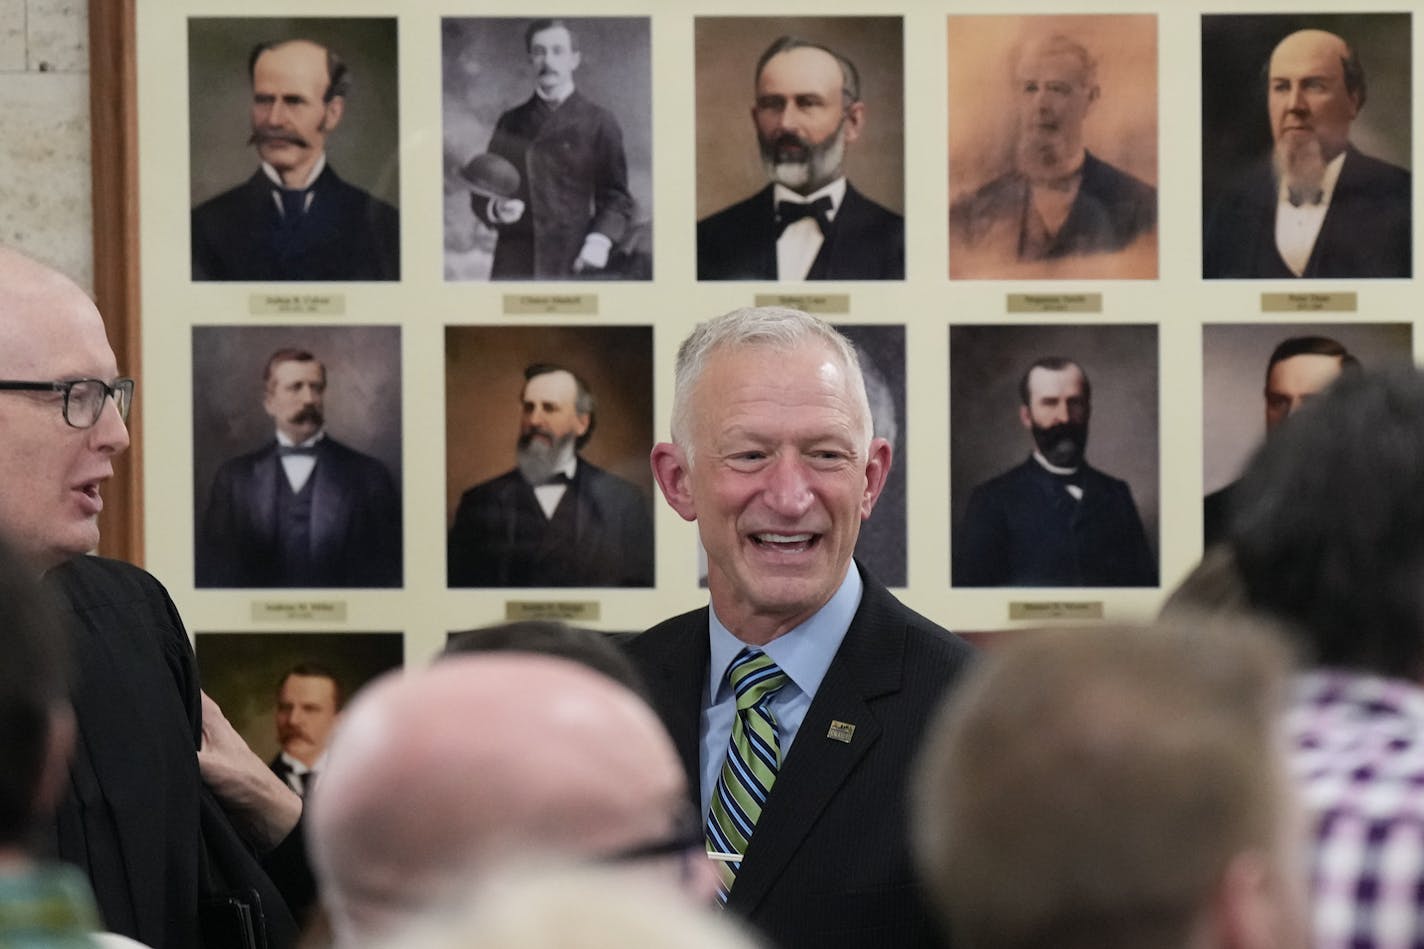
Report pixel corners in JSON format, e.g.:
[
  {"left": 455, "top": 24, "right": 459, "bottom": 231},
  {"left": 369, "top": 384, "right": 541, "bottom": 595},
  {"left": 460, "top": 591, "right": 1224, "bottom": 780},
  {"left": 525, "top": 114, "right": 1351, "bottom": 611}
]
[
  {"left": 308, "top": 441, "right": 347, "bottom": 567},
  {"left": 808, "top": 185, "right": 858, "bottom": 279},
  {"left": 252, "top": 445, "right": 281, "bottom": 547},
  {"left": 640, "top": 611, "right": 710, "bottom": 805},
  {"left": 727, "top": 573, "right": 904, "bottom": 915}
]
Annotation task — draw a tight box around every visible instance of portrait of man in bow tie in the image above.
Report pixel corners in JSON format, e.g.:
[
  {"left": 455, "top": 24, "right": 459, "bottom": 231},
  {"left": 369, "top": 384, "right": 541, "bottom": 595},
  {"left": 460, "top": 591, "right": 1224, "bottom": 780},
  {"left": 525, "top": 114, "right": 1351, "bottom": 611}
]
[
  {"left": 194, "top": 327, "right": 403, "bottom": 588},
  {"left": 446, "top": 326, "right": 655, "bottom": 588},
  {"left": 1202, "top": 14, "right": 1411, "bottom": 279},
  {"left": 951, "top": 324, "right": 1158, "bottom": 588},
  {"left": 188, "top": 18, "right": 401, "bottom": 281},
  {"left": 694, "top": 18, "right": 905, "bottom": 281}
]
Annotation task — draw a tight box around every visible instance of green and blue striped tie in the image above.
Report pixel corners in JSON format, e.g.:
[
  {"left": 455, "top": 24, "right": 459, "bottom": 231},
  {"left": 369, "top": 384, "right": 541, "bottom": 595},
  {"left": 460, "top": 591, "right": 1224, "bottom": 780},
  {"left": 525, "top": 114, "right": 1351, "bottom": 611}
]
[{"left": 705, "top": 647, "right": 789, "bottom": 903}]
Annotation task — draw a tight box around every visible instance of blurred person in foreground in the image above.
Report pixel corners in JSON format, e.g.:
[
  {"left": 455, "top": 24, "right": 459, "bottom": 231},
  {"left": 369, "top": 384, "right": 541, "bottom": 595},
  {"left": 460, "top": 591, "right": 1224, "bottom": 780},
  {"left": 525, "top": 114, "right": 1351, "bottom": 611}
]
[
  {"left": 307, "top": 653, "right": 715, "bottom": 947},
  {"left": 1228, "top": 365, "right": 1424, "bottom": 947},
  {"left": 913, "top": 622, "right": 1308, "bottom": 949}
]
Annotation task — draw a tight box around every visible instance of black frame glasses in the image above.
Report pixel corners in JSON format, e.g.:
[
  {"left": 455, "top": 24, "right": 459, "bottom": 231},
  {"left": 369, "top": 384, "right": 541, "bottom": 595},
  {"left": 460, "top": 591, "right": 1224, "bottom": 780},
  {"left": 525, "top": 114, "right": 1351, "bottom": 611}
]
[{"left": 0, "top": 377, "right": 134, "bottom": 429}]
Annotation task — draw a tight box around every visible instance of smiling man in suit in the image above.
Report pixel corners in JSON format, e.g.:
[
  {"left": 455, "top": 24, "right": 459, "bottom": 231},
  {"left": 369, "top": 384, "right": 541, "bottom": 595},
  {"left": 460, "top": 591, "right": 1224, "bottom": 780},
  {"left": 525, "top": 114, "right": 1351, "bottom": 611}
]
[
  {"left": 697, "top": 37, "right": 904, "bottom": 282},
  {"left": 629, "top": 307, "right": 972, "bottom": 947},
  {"left": 197, "top": 347, "right": 402, "bottom": 588}
]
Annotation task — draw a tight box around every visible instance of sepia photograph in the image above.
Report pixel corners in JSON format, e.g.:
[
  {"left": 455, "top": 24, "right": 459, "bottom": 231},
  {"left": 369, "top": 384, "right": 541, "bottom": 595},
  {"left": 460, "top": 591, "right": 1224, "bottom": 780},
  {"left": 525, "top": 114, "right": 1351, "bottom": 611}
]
[
  {"left": 948, "top": 14, "right": 1158, "bottom": 280},
  {"left": 951, "top": 323, "right": 1159, "bottom": 587}
]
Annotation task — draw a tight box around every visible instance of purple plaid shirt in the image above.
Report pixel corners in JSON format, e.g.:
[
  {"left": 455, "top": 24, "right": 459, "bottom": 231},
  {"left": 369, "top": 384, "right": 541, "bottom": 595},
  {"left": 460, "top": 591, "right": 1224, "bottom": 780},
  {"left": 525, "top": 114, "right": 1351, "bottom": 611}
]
[{"left": 1287, "top": 670, "right": 1424, "bottom": 949}]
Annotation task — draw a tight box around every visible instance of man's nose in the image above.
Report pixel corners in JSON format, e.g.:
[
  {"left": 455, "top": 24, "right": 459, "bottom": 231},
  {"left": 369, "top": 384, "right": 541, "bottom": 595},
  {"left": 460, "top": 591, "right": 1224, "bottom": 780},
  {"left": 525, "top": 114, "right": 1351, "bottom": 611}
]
[
  {"left": 1287, "top": 84, "right": 1309, "bottom": 112},
  {"left": 762, "top": 454, "right": 814, "bottom": 516},
  {"left": 89, "top": 394, "right": 130, "bottom": 455}
]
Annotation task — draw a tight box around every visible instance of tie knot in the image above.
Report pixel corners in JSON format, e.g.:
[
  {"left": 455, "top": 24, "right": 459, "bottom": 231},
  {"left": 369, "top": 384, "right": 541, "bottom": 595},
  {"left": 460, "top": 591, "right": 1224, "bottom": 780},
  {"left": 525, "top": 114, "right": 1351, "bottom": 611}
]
[
  {"left": 729, "top": 648, "right": 788, "bottom": 710},
  {"left": 775, "top": 195, "right": 833, "bottom": 236}
]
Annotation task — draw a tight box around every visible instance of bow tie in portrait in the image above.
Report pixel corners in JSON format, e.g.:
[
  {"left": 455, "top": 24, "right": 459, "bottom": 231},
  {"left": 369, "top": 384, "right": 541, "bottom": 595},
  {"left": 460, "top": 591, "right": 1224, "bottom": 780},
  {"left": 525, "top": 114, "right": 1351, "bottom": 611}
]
[
  {"left": 775, "top": 196, "right": 833, "bottom": 236},
  {"left": 278, "top": 445, "right": 318, "bottom": 457}
]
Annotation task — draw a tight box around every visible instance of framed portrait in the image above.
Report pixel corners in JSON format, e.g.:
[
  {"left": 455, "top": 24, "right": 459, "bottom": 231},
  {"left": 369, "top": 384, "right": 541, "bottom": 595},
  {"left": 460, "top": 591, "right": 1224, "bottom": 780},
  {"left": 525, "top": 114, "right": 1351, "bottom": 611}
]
[
  {"left": 947, "top": 14, "right": 1158, "bottom": 280},
  {"left": 441, "top": 16, "right": 652, "bottom": 281},
  {"left": 188, "top": 17, "right": 401, "bottom": 281},
  {"left": 191, "top": 325, "right": 403, "bottom": 589},
  {"left": 950, "top": 323, "right": 1159, "bottom": 588}
]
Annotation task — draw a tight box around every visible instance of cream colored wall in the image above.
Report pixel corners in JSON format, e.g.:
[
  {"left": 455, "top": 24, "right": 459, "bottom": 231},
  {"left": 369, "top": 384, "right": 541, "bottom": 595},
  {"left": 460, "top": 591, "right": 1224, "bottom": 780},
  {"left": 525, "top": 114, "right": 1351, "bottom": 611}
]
[{"left": 0, "top": 0, "right": 91, "bottom": 289}]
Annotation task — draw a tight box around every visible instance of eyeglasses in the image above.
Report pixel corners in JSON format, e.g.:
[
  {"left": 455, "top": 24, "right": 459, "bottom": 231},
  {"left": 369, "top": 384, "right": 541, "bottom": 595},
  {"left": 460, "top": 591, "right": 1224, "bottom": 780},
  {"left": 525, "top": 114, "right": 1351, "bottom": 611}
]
[
  {"left": 599, "top": 805, "right": 709, "bottom": 884},
  {"left": 0, "top": 377, "right": 134, "bottom": 429}
]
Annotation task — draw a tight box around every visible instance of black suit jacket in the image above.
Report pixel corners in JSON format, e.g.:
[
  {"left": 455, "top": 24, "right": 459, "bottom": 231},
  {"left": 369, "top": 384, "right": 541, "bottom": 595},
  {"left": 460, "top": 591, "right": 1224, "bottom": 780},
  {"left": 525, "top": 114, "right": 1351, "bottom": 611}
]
[
  {"left": 697, "top": 182, "right": 904, "bottom": 281},
  {"left": 197, "top": 436, "right": 402, "bottom": 588},
  {"left": 41, "top": 556, "right": 305, "bottom": 948},
  {"left": 1203, "top": 145, "right": 1411, "bottom": 278},
  {"left": 954, "top": 457, "right": 1157, "bottom": 587},
  {"left": 191, "top": 163, "right": 400, "bottom": 281},
  {"left": 625, "top": 565, "right": 973, "bottom": 948},
  {"left": 447, "top": 458, "right": 654, "bottom": 587}
]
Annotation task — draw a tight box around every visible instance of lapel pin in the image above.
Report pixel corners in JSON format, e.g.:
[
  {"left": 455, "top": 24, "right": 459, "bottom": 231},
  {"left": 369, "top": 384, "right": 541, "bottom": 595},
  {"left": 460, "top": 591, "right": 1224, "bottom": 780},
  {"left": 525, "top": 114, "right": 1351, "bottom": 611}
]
[{"left": 826, "top": 720, "right": 856, "bottom": 743}]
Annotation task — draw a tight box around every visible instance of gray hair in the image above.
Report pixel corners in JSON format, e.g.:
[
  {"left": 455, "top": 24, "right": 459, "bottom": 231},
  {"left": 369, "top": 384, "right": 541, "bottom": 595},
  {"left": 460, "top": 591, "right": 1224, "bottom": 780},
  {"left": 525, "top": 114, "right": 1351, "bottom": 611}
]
[
  {"left": 670, "top": 307, "right": 872, "bottom": 461},
  {"left": 1011, "top": 33, "right": 1098, "bottom": 91}
]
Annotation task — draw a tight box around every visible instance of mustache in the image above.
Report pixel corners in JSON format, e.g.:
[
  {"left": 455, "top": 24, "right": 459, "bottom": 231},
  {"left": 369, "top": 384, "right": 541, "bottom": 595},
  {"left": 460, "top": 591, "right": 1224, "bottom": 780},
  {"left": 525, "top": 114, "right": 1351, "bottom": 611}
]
[
  {"left": 292, "top": 406, "right": 324, "bottom": 425},
  {"left": 768, "top": 133, "right": 811, "bottom": 161},
  {"left": 249, "top": 128, "right": 310, "bottom": 149}
]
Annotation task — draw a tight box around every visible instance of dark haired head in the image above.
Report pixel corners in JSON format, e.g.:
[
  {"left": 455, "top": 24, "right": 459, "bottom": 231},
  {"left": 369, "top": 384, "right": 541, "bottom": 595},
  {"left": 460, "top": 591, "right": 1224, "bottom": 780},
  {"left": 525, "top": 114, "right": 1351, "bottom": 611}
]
[
  {"left": 524, "top": 19, "right": 578, "bottom": 53},
  {"left": 442, "top": 621, "right": 648, "bottom": 701},
  {"left": 1231, "top": 367, "right": 1424, "bottom": 677},
  {"left": 263, "top": 348, "right": 325, "bottom": 389},
  {"left": 278, "top": 661, "right": 346, "bottom": 710},
  {"left": 1018, "top": 357, "right": 1091, "bottom": 406},
  {"left": 755, "top": 36, "right": 861, "bottom": 105},
  {"left": 523, "top": 363, "right": 596, "bottom": 449},
  {"left": 248, "top": 40, "right": 350, "bottom": 102},
  {"left": 1265, "top": 336, "right": 1359, "bottom": 383},
  {"left": 0, "top": 535, "right": 70, "bottom": 846}
]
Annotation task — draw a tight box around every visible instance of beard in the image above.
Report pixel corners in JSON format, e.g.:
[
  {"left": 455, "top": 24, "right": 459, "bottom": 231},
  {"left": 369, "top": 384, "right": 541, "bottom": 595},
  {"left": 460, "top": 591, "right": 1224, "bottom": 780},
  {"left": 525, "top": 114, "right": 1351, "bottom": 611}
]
[
  {"left": 759, "top": 119, "right": 847, "bottom": 194},
  {"left": 1032, "top": 420, "right": 1088, "bottom": 469},
  {"left": 1273, "top": 134, "right": 1327, "bottom": 206},
  {"left": 516, "top": 428, "right": 578, "bottom": 485},
  {"left": 1016, "top": 121, "right": 1080, "bottom": 182}
]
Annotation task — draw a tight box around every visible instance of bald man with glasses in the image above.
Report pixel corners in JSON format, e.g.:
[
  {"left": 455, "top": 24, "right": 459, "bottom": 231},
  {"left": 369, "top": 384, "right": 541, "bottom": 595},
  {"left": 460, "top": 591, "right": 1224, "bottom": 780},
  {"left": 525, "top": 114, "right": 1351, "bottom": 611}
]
[{"left": 0, "top": 245, "right": 309, "bottom": 949}]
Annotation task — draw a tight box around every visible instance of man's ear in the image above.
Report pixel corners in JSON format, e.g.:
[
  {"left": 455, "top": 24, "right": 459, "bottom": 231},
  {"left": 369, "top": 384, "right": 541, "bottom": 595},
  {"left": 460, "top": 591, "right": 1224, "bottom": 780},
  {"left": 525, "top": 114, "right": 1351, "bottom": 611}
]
[
  {"left": 859, "top": 437, "right": 893, "bottom": 519},
  {"left": 1018, "top": 405, "right": 1033, "bottom": 431},
  {"left": 842, "top": 100, "right": 867, "bottom": 145},
  {"left": 322, "top": 96, "right": 345, "bottom": 133},
  {"left": 651, "top": 442, "right": 697, "bottom": 522}
]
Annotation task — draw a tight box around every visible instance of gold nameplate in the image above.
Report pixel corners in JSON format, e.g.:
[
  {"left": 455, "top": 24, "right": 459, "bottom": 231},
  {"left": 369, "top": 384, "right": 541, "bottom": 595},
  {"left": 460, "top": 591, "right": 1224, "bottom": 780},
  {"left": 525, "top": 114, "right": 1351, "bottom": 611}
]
[
  {"left": 251, "top": 600, "right": 348, "bottom": 622},
  {"left": 754, "top": 293, "right": 850, "bottom": 314},
  {"left": 505, "top": 600, "right": 601, "bottom": 622},
  {"left": 826, "top": 720, "right": 856, "bottom": 743},
  {"left": 502, "top": 294, "right": 598, "bottom": 315},
  {"left": 1008, "top": 601, "right": 1105, "bottom": 621},
  {"left": 1006, "top": 293, "right": 1103, "bottom": 313},
  {"left": 249, "top": 293, "right": 346, "bottom": 315},
  {"left": 1260, "top": 292, "right": 1357, "bottom": 313}
]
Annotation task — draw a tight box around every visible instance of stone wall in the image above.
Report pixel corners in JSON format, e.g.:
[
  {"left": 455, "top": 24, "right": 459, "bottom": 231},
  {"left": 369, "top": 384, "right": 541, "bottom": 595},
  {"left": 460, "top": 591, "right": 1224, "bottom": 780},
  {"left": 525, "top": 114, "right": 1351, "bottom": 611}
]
[{"left": 0, "top": 0, "right": 91, "bottom": 289}]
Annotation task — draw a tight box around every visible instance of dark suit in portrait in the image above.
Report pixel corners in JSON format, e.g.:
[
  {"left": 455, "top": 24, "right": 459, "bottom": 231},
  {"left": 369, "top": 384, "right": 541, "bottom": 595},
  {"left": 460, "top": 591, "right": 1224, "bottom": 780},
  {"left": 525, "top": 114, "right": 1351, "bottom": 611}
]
[
  {"left": 950, "top": 151, "right": 1156, "bottom": 261},
  {"left": 1203, "top": 146, "right": 1411, "bottom": 278},
  {"left": 625, "top": 564, "right": 972, "bottom": 948},
  {"left": 697, "top": 183, "right": 904, "bottom": 281},
  {"left": 43, "top": 556, "right": 306, "bottom": 949},
  {"left": 191, "top": 164, "right": 401, "bottom": 281},
  {"left": 447, "top": 458, "right": 654, "bottom": 587},
  {"left": 955, "top": 456, "right": 1157, "bottom": 587},
  {"left": 197, "top": 437, "right": 402, "bottom": 588},
  {"left": 475, "top": 90, "right": 633, "bottom": 279}
]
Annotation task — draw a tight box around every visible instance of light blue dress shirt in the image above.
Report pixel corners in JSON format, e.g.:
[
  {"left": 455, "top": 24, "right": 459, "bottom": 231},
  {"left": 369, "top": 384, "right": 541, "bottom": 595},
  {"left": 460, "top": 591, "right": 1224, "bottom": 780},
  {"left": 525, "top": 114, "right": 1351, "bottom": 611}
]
[{"left": 698, "top": 567, "right": 863, "bottom": 818}]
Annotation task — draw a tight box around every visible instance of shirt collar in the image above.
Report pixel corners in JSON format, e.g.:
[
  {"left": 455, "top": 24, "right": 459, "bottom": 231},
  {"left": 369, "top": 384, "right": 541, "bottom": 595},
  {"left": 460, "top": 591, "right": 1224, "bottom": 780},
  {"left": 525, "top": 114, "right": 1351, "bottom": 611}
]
[
  {"left": 773, "top": 177, "right": 848, "bottom": 220},
  {"left": 1031, "top": 450, "right": 1080, "bottom": 476},
  {"left": 279, "top": 750, "right": 326, "bottom": 774},
  {"left": 275, "top": 430, "right": 326, "bottom": 449},
  {"left": 261, "top": 152, "right": 327, "bottom": 191},
  {"left": 535, "top": 83, "right": 576, "bottom": 107},
  {"left": 1275, "top": 149, "right": 1347, "bottom": 207},
  {"left": 706, "top": 565, "right": 863, "bottom": 703}
]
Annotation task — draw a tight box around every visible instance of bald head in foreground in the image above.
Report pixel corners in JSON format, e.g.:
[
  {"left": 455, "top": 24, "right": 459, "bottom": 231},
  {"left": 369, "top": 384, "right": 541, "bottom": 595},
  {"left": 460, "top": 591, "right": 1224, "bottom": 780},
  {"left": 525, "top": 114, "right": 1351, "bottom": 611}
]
[
  {"left": 1204, "top": 27, "right": 1410, "bottom": 278},
  {"left": 0, "top": 245, "right": 305, "bottom": 948},
  {"left": 914, "top": 623, "right": 1308, "bottom": 949},
  {"left": 308, "top": 653, "right": 714, "bottom": 946}
]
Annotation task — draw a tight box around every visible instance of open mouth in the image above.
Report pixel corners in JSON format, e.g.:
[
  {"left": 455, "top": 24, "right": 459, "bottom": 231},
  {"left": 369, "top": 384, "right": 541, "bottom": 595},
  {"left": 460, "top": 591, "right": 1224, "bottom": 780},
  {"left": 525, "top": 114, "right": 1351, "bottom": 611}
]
[
  {"left": 74, "top": 481, "right": 104, "bottom": 514},
  {"left": 751, "top": 532, "right": 817, "bottom": 553}
]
